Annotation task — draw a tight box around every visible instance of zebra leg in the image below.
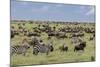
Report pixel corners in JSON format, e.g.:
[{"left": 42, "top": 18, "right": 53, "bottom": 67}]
[
  {"left": 33, "top": 49, "right": 39, "bottom": 55},
  {"left": 46, "top": 50, "right": 50, "bottom": 55},
  {"left": 46, "top": 52, "right": 49, "bottom": 55},
  {"left": 34, "top": 51, "right": 38, "bottom": 55}
]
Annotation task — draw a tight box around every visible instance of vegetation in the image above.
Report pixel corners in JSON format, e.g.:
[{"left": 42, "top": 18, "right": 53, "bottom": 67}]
[{"left": 11, "top": 21, "right": 95, "bottom": 66}]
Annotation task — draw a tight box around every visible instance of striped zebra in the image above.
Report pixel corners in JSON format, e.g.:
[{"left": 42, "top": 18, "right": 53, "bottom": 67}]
[
  {"left": 11, "top": 45, "right": 30, "bottom": 56},
  {"left": 33, "top": 43, "right": 54, "bottom": 55}
]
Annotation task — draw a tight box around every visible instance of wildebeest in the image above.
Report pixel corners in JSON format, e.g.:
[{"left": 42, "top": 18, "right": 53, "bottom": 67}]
[
  {"left": 59, "top": 44, "right": 68, "bottom": 52},
  {"left": 56, "top": 32, "right": 67, "bottom": 39},
  {"left": 71, "top": 32, "right": 84, "bottom": 37},
  {"left": 28, "top": 36, "right": 39, "bottom": 47},
  {"left": 89, "top": 36, "right": 94, "bottom": 40},
  {"left": 11, "top": 29, "right": 19, "bottom": 38},
  {"left": 71, "top": 37, "right": 82, "bottom": 44},
  {"left": 33, "top": 43, "right": 54, "bottom": 55},
  {"left": 85, "top": 28, "right": 95, "bottom": 33},
  {"left": 74, "top": 41, "right": 86, "bottom": 52},
  {"left": 89, "top": 34, "right": 95, "bottom": 40},
  {"left": 47, "top": 31, "right": 57, "bottom": 37},
  {"left": 11, "top": 30, "right": 15, "bottom": 38},
  {"left": 11, "top": 45, "right": 30, "bottom": 56},
  {"left": 27, "top": 31, "right": 40, "bottom": 37}
]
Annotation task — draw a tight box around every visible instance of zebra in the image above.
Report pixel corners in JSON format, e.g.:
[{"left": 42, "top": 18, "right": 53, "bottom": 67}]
[
  {"left": 11, "top": 45, "right": 30, "bottom": 56},
  {"left": 33, "top": 43, "right": 54, "bottom": 55}
]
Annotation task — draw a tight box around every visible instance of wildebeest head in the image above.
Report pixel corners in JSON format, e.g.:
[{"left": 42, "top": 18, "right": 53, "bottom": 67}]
[{"left": 79, "top": 41, "right": 86, "bottom": 48}]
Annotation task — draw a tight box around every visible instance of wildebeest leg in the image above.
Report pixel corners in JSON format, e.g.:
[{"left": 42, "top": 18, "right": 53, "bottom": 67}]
[
  {"left": 74, "top": 48, "right": 76, "bottom": 52},
  {"left": 82, "top": 48, "right": 84, "bottom": 52}
]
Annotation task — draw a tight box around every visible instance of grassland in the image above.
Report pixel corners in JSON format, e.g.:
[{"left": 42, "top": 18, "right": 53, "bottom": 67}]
[{"left": 10, "top": 21, "right": 95, "bottom": 66}]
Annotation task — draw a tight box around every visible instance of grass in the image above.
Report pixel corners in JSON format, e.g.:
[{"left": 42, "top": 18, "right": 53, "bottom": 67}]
[{"left": 11, "top": 22, "right": 95, "bottom": 66}]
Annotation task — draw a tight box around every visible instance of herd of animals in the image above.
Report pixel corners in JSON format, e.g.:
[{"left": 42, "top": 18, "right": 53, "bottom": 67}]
[{"left": 11, "top": 21, "right": 95, "bottom": 56}]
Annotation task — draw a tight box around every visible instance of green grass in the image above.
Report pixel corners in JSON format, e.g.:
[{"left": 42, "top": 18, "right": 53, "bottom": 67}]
[{"left": 11, "top": 22, "right": 95, "bottom": 66}]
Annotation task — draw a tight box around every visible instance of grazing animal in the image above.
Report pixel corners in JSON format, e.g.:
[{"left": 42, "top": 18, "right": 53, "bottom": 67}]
[
  {"left": 48, "top": 31, "right": 56, "bottom": 37},
  {"left": 71, "top": 32, "right": 84, "bottom": 37},
  {"left": 89, "top": 34, "right": 95, "bottom": 40},
  {"left": 39, "top": 40, "right": 45, "bottom": 46},
  {"left": 90, "top": 36, "right": 94, "bottom": 40},
  {"left": 74, "top": 41, "right": 86, "bottom": 52},
  {"left": 33, "top": 43, "right": 53, "bottom": 55},
  {"left": 27, "top": 32, "right": 40, "bottom": 37},
  {"left": 11, "top": 45, "right": 30, "bottom": 56},
  {"left": 91, "top": 56, "right": 95, "bottom": 61},
  {"left": 11, "top": 30, "right": 14, "bottom": 38},
  {"left": 47, "top": 43, "right": 54, "bottom": 52},
  {"left": 29, "top": 37, "right": 39, "bottom": 47},
  {"left": 71, "top": 37, "right": 78, "bottom": 44},
  {"left": 59, "top": 44, "right": 68, "bottom": 52},
  {"left": 56, "top": 32, "right": 67, "bottom": 39},
  {"left": 11, "top": 29, "right": 19, "bottom": 38}
]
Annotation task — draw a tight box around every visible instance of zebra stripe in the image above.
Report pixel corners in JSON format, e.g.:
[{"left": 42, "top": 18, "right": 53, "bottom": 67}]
[
  {"left": 11, "top": 45, "right": 30, "bottom": 56},
  {"left": 33, "top": 44, "right": 50, "bottom": 55}
]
